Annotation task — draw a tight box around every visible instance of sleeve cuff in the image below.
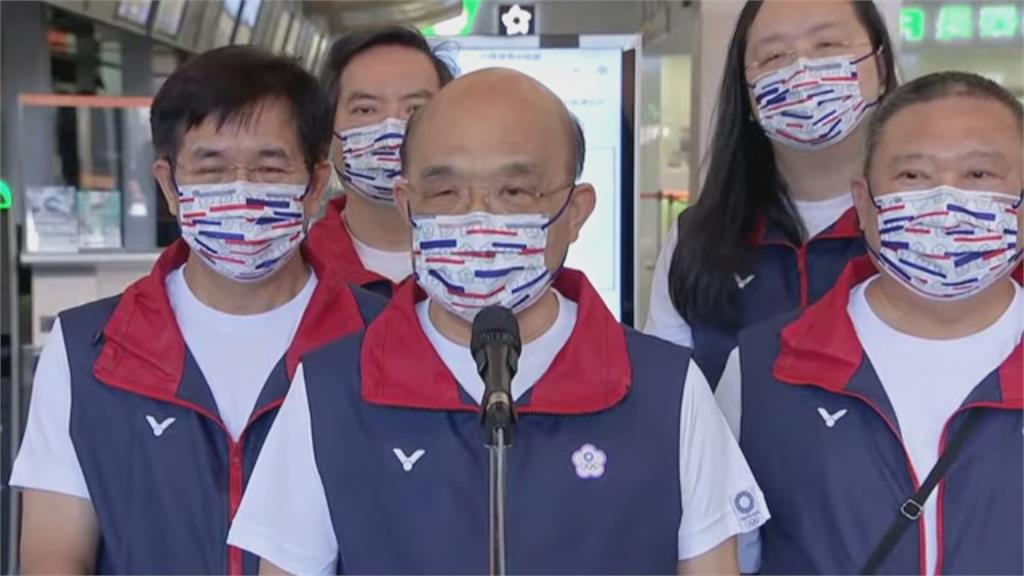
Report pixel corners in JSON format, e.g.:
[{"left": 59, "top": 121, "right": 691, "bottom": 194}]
[
  {"left": 677, "top": 489, "right": 770, "bottom": 561},
  {"left": 227, "top": 521, "right": 335, "bottom": 576},
  {"left": 9, "top": 463, "right": 91, "bottom": 502}
]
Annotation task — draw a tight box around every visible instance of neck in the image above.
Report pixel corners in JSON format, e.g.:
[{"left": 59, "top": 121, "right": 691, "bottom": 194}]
[
  {"left": 182, "top": 251, "right": 310, "bottom": 315},
  {"left": 343, "top": 189, "right": 410, "bottom": 252},
  {"left": 774, "top": 123, "right": 867, "bottom": 202},
  {"left": 865, "top": 273, "right": 1015, "bottom": 340},
  {"left": 428, "top": 289, "right": 560, "bottom": 347}
]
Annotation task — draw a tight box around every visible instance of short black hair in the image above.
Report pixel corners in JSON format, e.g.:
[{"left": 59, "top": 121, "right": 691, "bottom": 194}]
[
  {"left": 400, "top": 108, "right": 586, "bottom": 181},
  {"left": 866, "top": 71, "right": 1024, "bottom": 175},
  {"left": 151, "top": 46, "right": 332, "bottom": 171},
  {"left": 321, "top": 26, "right": 456, "bottom": 117}
]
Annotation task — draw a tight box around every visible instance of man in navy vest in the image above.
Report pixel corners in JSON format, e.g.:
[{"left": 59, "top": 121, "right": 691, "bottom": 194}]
[
  {"left": 10, "top": 47, "right": 384, "bottom": 574},
  {"left": 716, "top": 71, "right": 1023, "bottom": 574},
  {"left": 228, "top": 68, "right": 768, "bottom": 574}
]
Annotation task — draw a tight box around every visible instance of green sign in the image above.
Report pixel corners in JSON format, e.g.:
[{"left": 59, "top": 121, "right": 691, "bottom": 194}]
[
  {"left": 902, "top": 3, "right": 1023, "bottom": 42},
  {"left": 901, "top": 7, "right": 927, "bottom": 42},
  {"left": 422, "top": 0, "right": 481, "bottom": 37},
  {"left": 936, "top": 4, "right": 974, "bottom": 41},
  {"left": 979, "top": 5, "right": 1020, "bottom": 38},
  {"left": 0, "top": 180, "right": 10, "bottom": 211}
]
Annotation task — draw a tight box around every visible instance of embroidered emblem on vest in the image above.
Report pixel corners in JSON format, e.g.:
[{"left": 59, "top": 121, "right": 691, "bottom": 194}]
[
  {"left": 393, "top": 448, "right": 426, "bottom": 472},
  {"left": 145, "top": 415, "right": 176, "bottom": 437},
  {"left": 572, "top": 444, "right": 607, "bottom": 479},
  {"left": 734, "top": 273, "right": 756, "bottom": 289},
  {"left": 817, "top": 407, "right": 848, "bottom": 428}
]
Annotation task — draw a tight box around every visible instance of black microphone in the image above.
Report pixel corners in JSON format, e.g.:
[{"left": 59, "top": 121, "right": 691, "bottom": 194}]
[{"left": 471, "top": 306, "right": 521, "bottom": 445}]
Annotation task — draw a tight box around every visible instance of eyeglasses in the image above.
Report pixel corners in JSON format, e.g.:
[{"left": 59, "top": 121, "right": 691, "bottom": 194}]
[
  {"left": 173, "top": 162, "right": 306, "bottom": 185},
  {"left": 409, "top": 181, "right": 575, "bottom": 215},
  {"left": 746, "top": 40, "right": 875, "bottom": 77}
]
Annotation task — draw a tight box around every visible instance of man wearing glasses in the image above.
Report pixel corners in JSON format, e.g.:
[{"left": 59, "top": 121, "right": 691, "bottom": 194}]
[
  {"left": 10, "top": 47, "right": 383, "bottom": 575},
  {"left": 228, "top": 68, "right": 766, "bottom": 575}
]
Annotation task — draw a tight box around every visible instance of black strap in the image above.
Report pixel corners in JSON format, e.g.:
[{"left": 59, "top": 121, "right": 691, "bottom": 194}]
[{"left": 860, "top": 410, "right": 983, "bottom": 575}]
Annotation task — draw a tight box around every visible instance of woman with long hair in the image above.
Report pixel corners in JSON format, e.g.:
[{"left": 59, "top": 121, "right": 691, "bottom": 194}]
[{"left": 645, "top": 0, "right": 898, "bottom": 384}]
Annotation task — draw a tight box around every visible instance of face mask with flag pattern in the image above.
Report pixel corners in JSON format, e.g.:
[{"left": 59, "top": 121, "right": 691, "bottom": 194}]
[
  {"left": 176, "top": 180, "right": 307, "bottom": 282},
  {"left": 334, "top": 117, "right": 405, "bottom": 203},
  {"left": 411, "top": 201, "right": 571, "bottom": 321},
  {"left": 872, "top": 185, "right": 1022, "bottom": 300},
  {"left": 751, "top": 52, "right": 878, "bottom": 151}
]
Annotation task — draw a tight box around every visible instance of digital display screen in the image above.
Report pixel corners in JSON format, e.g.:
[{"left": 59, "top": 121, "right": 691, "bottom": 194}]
[{"left": 453, "top": 48, "right": 625, "bottom": 318}]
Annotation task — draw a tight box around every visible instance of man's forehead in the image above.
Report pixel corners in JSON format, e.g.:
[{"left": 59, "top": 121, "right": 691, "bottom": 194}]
[
  {"left": 340, "top": 46, "right": 439, "bottom": 90},
  {"left": 878, "top": 99, "right": 1022, "bottom": 155}
]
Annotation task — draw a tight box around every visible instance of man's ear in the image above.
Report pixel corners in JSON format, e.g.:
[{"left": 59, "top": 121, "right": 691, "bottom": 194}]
[
  {"left": 302, "top": 161, "right": 331, "bottom": 216},
  {"left": 566, "top": 183, "right": 596, "bottom": 243},
  {"left": 153, "top": 159, "right": 179, "bottom": 217},
  {"left": 851, "top": 177, "right": 872, "bottom": 230}
]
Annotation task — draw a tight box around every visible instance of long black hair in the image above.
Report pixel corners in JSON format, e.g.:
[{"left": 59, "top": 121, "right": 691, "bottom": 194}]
[{"left": 667, "top": 0, "right": 898, "bottom": 329}]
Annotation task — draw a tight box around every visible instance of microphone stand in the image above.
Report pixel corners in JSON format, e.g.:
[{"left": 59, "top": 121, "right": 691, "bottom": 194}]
[
  {"left": 484, "top": 400, "right": 514, "bottom": 576},
  {"left": 472, "top": 305, "right": 521, "bottom": 576}
]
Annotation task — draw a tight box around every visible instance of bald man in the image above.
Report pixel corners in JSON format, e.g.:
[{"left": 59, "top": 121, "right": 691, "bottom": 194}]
[{"left": 228, "top": 69, "right": 767, "bottom": 575}]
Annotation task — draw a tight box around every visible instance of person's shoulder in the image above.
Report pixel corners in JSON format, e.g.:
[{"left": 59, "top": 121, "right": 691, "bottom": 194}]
[
  {"left": 625, "top": 324, "right": 690, "bottom": 354},
  {"left": 623, "top": 325, "right": 693, "bottom": 381},
  {"left": 731, "top": 309, "right": 803, "bottom": 378},
  {"left": 57, "top": 294, "right": 124, "bottom": 334},
  {"left": 303, "top": 324, "right": 368, "bottom": 371}
]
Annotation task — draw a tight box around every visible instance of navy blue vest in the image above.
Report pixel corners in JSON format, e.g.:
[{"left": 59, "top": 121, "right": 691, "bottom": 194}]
[
  {"left": 686, "top": 209, "right": 865, "bottom": 385},
  {"left": 301, "top": 325, "right": 690, "bottom": 574},
  {"left": 737, "top": 263, "right": 1023, "bottom": 575},
  {"left": 57, "top": 242, "right": 386, "bottom": 575},
  {"left": 63, "top": 295, "right": 284, "bottom": 574}
]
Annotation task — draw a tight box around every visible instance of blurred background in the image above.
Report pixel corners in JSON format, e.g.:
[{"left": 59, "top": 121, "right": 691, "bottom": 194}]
[{"left": 0, "top": 1, "right": 1021, "bottom": 571}]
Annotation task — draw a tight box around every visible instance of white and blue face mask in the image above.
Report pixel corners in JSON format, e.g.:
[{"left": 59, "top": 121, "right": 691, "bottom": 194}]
[
  {"left": 334, "top": 117, "right": 406, "bottom": 203},
  {"left": 409, "top": 191, "right": 574, "bottom": 321},
  {"left": 175, "top": 180, "right": 308, "bottom": 282},
  {"left": 750, "top": 51, "right": 879, "bottom": 151},
  {"left": 871, "top": 185, "right": 1022, "bottom": 300}
]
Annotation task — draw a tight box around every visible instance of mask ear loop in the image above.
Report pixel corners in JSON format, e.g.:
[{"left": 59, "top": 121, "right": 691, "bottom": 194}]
[
  {"left": 168, "top": 160, "right": 182, "bottom": 197},
  {"left": 852, "top": 44, "right": 885, "bottom": 109},
  {"left": 541, "top": 184, "right": 577, "bottom": 231},
  {"left": 538, "top": 185, "right": 578, "bottom": 289},
  {"left": 866, "top": 183, "right": 885, "bottom": 212}
]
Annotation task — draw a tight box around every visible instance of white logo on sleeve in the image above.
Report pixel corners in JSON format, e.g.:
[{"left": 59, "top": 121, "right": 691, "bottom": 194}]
[
  {"left": 734, "top": 273, "right": 756, "bottom": 289},
  {"left": 145, "top": 415, "right": 176, "bottom": 437},
  {"left": 817, "top": 407, "right": 848, "bottom": 428},
  {"left": 731, "top": 488, "right": 765, "bottom": 531},
  {"left": 572, "top": 444, "right": 607, "bottom": 479},
  {"left": 393, "top": 448, "right": 426, "bottom": 472}
]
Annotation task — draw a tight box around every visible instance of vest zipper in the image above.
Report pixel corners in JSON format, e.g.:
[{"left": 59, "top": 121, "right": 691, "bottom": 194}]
[
  {"left": 932, "top": 402, "right": 1013, "bottom": 575},
  {"left": 227, "top": 399, "right": 287, "bottom": 576},
  {"left": 121, "top": 392, "right": 277, "bottom": 576},
  {"left": 826, "top": 389, "right": 927, "bottom": 576},
  {"left": 227, "top": 440, "right": 244, "bottom": 576}
]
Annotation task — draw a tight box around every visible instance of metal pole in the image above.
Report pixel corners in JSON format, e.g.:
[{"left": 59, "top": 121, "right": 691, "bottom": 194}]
[{"left": 488, "top": 428, "right": 508, "bottom": 576}]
